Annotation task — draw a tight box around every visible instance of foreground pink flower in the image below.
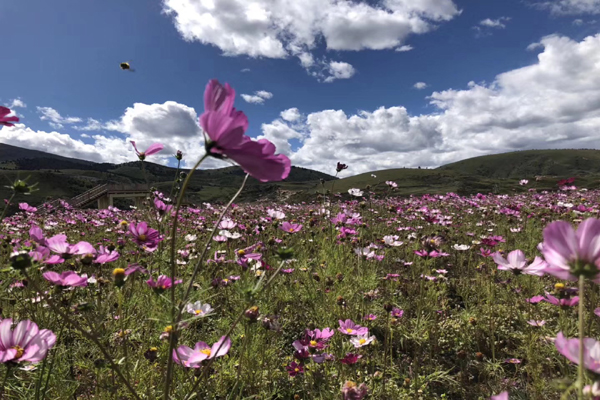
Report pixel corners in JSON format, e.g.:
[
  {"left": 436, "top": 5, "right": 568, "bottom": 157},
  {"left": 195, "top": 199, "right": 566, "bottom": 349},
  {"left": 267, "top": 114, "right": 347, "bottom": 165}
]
[
  {"left": 46, "top": 235, "right": 95, "bottom": 260},
  {"left": 19, "top": 203, "right": 37, "bottom": 213},
  {"left": 146, "top": 275, "right": 182, "bottom": 293},
  {"left": 0, "top": 319, "right": 56, "bottom": 364},
  {"left": 490, "top": 392, "right": 508, "bottom": 400},
  {"left": 0, "top": 106, "right": 19, "bottom": 127},
  {"left": 492, "top": 250, "right": 546, "bottom": 276},
  {"left": 130, "top": 141, "right": 164, "bottom": 161},
  {"left": 43, "top": 271, "right": 88, "bottom": 287},
  {"left": 555, "top": 332, "right": 600, "bottom": 373},
  {"left": 200, "top": 79, "right": 290, "bottom": 182},
  {"left": 342, "top": 381, "right": 368, "bottom": 400},
  {"left": 280, "top": 221, "right": 302, "bottom": 233},
  {"left": 129, "top": 222, "right": 160, "bottom": 251},
  {"left": 541, "top": 218, "right": 600, "bottom": 282},
  {"left": 173, "top": 336, "right": 231, "bottom": 368},
  {"left": 543, "top": 292, "right": 579, "bottom": 307}
]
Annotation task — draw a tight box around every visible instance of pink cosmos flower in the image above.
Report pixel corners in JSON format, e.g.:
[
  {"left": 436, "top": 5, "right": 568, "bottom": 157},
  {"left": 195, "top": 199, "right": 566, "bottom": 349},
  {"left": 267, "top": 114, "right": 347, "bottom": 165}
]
[
  {"left": 146, "top": 275, "right": 182, "bottom": 293},
  {"left": 292, "top": 340, "right": 310, "bottom": 359},
  {"left": 338, "top": 319, "right": 368, "bottom": 336},
  {"left": 391, "top": 308, "right": 404, "bottom": 318},
  {"left": 46, "top": 235, "right": 95, "bottom": 260},
  {"left": 0, "top": 106, "right": 19, "bottom": 127},
  {"left": 595, "top": 308, "right": 600, "bottom": 318},
  {"left": 200, "top": 79, "right": 291, "bottom": 182},
  {"left": 544, "top": 292, "right": 579, "bottom": 307},
  {"left": 280, "top": 221, "right": 302, "bottom": 233},
  {"left": 43, "top": 271, "right": 88, "bottom": 287},
  {"left": 492, "top": 250, "right": 547, "bottom": 276},
  {"left": 29, "top": 226, "right": 46, "bottom": 246},
  {"left": 129, "top": 222, "right": 160, "bottom": 251},
  {"left": 528, "top": 295, "right": 545, "bottom": 304},
  {"left": 173, "top": 336, "right": 231, "bottom": 368},
  {"left": 541, "top": 218, "right": 600, "bottom": 282},
  {"left": 130, "top": 141, "right": 164, "bottom": 161},
  {"left": 342, "top": 381, "right": 368, "bottom": 400},
  {"left": 94, "top": 246, "right": 119, "bottom": 264},
  {"left": 340, "top": 353, "right": 362, "bottom": 365},
  {"left": 363, "top": 314, "right": 377, "bottom": 321},
  {"left": 555, "top": 331, "right": 600, "bottom": 373},
  {"left": 125, "top": 264, "right": 148, "bottom": 276},
  {"left": 285, "top": 361, "right": 304, "bottom": 377},
  {"left": 490, "top": 392, "right": 509, "bottom": 400},
  {"left": 19, "top": 203, "right": 37, "bottom": 213},
  {"left": 0, "top": 319, "right": 56, "bottom": 364},
  {"left": 219, "top": 219, "right": 237, "bottom": 230},
  {"left": 527, "top": 320, "right": 546, "bottom": 327}
]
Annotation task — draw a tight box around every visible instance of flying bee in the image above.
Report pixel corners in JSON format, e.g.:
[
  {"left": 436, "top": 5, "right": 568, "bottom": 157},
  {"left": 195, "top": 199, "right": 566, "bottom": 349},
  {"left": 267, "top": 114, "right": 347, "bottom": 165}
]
[{"left": 120, "top": 61, "right": 135, "bottom": 72}]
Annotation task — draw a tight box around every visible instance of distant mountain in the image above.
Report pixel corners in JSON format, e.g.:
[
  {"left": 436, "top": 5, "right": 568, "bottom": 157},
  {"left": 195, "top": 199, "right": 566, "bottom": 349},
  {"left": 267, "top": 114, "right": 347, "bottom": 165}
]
[{"left": 0, "top": 143, "right": 336, "bottom": 207}]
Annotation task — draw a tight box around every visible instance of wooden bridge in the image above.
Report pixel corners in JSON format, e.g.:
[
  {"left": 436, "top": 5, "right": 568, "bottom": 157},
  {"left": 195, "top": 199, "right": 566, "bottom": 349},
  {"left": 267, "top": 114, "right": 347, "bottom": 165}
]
[{"left": 67, "top": 183, "right": 149, "bottom": 209}]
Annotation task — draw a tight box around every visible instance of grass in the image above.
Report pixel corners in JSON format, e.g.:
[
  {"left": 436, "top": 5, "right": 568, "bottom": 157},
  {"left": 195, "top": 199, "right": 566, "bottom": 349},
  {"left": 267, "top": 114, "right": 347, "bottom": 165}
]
[{"left": 0, "top": 173, "right": 597, "bottom": 399}]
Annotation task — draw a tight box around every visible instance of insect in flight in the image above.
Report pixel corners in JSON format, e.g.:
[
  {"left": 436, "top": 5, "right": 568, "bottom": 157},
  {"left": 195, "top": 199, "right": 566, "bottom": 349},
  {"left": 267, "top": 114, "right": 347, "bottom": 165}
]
[{"left": 120, "top": 61, "right": 135, "bottom": 72}]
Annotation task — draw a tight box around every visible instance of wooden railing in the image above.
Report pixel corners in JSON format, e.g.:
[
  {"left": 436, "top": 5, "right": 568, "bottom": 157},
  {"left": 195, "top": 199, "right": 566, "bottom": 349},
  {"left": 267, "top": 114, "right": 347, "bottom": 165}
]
[{"left": 70, "top": 184, "right": 109, "bottom": 208}]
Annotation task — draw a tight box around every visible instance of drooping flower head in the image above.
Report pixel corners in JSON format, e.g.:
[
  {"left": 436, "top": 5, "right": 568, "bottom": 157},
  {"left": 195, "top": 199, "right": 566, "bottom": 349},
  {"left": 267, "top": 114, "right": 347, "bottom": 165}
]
[
  {"left": 200, "top": 79, "right": 291, "bottom": 182},
  {"left": 342, "top": 381, "right": 368, "bottom": 400},
  {"left": 336, "top": 162, "right": 348, "bottom": 173},
  {"left": 0, "top": 106, "right": 19, "bottom": 127},
  {"left": 0, "top": 319, "right": 56, "bottom": 364},
  {"left": 173, "top": 336, "right": 231, "bottom": 368},
  {"left": 130, "top": 141, "right": 164, "bottom": 161}
]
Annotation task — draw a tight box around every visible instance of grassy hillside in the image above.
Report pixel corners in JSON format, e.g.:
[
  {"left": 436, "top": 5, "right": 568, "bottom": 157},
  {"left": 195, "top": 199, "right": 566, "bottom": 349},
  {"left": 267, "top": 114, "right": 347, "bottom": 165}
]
[{"left": 438, "top": 149, "right": 600, "bottom": 178}]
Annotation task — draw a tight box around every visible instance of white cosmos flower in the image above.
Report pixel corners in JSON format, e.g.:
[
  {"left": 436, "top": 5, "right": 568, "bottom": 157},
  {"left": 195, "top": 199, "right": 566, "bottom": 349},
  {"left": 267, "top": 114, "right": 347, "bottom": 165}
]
[
  {"left": 350, "top": 333, "right": 375, "bottom": 348},
  {"left": 383, "top": 235, "right": 403, "bottom": 247},
  {"left": 348, "top": 188, "right": 363, "bottom": 197},
  {"left": 267, "top": 209, "right": 286, "bottom": 219},
  {"left": 185, "top": 301, "right": 213, "bottom": 317},
  {"left": 453, "top": 244, "right": 471, "bottom": 251},
  {"left": 185, "top": 234, "right": 197, "bottom": 242}
]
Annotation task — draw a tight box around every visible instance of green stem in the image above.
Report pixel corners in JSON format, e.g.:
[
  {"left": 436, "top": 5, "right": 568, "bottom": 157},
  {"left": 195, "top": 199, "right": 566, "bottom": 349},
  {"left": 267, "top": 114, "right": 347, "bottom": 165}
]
[
  {"left": 0, "top": 365, "right": 12, "bottom": 398},
  {"left": 578, "top": 275, "right": 585, "bottom": 399},
  {"left": 0, "top": 193, "right": 16, "bottom": 221},
  {"left": 164, "top": 153, "right": 209, "bottom": 399}
]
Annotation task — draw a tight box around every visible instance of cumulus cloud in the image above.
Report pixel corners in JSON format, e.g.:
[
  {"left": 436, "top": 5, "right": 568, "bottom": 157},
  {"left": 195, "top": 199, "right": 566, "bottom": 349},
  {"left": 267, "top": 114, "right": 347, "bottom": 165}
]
[
  {"left": 479, "top": 17, "right": 511, "bottom": 28},
  {"left": 413, "top": 82, "right": 428, "bottom": 89},
  {"left": 241, "top": 90, "right": 274, "bottom": 104},
  {"left": 163, "top": 0, "right": 460, "bottom": 79},
  {"left": 9, "top": 99, "right": 26, "bottom": 108},
  {"left": 260, "top": 33, "right": 600, "bottom": 175},
  {"left": 395, "top": 45, "right": 414, "bottom": 52},
  {"left": 533, "top": 0, "right": 600, "bottom": 15},
  {"left": 280, "top": 108, "right": 301, "bottom": 122},
  {"left": 37, "top": 107, "right": 82, "bottom": 129},
  {"left": 324, "top": 62, "right": 356, "bottom": 83}
]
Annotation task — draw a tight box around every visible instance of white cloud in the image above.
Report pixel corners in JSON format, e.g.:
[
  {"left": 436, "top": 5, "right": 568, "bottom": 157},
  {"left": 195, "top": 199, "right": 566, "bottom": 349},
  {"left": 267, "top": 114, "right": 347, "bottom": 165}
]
[
  {"left": 395, "top": 45, "right": 414, "bottom": 52},
  {"left": 73, "top": 118, "right": 104, "bottom": 131},
  {"left": 9, "top": 99, "right": 26, "bottom": 108},
  {"left": 241, "top": 90, "right": 274, "bottom": 104},
  {"left": 526, "top": 42, "right": 544, "bottom": 51},
  {"left": 479, "top": 17, "right": 511, "bottom": 28},
  {"left": 534, "top": 0, "right": 600, "bottom": 15},
  {"left": 260, "top": 33, "right": 600, "bottom": 175},
  {"left": 37, "top": 107, "right": 82, "bottom": 129},
  {"left": 573, "top": 18, "right": 585, "bottom": 24},
  {"left": 280, "top": 108, "right": 301, "bottom": 122},
  {"left": 241, "top": 68, "right": 251, "bottom": 72},
  {"left": 163, "top": 0, "right": 460, "bottom": 78},
  {"left": 413, "top": 82, "right": 428, "bottom": 89},
  {"left": 324, "top": 61, "right": 356, "bottom": 83}
]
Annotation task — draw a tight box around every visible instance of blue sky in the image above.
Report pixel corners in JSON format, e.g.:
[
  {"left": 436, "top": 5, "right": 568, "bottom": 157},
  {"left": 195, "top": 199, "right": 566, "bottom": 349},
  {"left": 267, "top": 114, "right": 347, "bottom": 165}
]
[{"left": 2, "top": 0, "right": 600, "bottom": 175}]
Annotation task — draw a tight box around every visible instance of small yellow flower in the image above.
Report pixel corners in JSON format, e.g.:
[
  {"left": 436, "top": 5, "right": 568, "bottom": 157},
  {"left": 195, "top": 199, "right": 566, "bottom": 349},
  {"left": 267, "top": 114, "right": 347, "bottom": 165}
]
[{"left": 555, "top": 283, "right": 565, "bottom": 291}]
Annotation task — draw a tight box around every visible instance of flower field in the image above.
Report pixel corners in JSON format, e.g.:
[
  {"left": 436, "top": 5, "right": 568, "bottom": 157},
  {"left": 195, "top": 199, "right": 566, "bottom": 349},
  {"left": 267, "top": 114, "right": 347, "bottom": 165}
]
[{"left": 2, "top": 184, "right": 600, "bottom": 399}]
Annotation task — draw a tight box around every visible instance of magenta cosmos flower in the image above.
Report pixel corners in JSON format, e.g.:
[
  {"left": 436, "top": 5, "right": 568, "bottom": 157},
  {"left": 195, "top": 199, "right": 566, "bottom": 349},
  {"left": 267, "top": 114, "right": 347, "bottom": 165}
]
[
  {"left": 46, "top": 235, "right": 95, "bottom": 261},
  {"left": 93, "top": 246, "right": 119, "bottom": 264},
  {"left": 43, "top": 271, "right": 88, "bottom": 287},
  {"left": 0, "top": 319, "right": 56, "bottom": 364},
  {"left": 146, "top": 275, "right": 181, "bottom": 293},
  {"left": 130, "top": 141, "right": 164, "bottom": 161},
  {"left": 200, "top": 79, "right": 291, "bottom": 182},
  {"left": 0, "top": 106, "right": 19, "bottom": 127},
  {"left": 543, "top": 292, "right": 579, "bottom": 307},
  {"left": 280, "top": 221, "right": 302, "bottom": 233},
  {"left": 342, "top": 381, "right": 368, "bottom": 400},
  {"left": 541, "top": 218, "right": 600, "bottom": 282},
  {"left": 173, "top": 336, "right": 231, "bottom": 368},
  {"left": 555, "top": 331, "right": 600, "bottom": 373},
  {"left": 129, "top": 222, "right": 160, "bottom": 251},
  {"left": 338, "top": 319, "right": 368, "bottom": 336},
  {"left": 492, "top": 250, "right": 547, "bottom": 276}
]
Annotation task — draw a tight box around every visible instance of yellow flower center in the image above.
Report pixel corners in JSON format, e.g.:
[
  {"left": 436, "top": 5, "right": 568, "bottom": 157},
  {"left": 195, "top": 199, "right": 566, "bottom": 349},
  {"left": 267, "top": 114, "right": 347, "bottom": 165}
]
[
  {"left": 237, "top": 250, "right": 245, "bottom": 256},
  {"left": 12, "top": 345, "right": 24, "bottom": 359},
  {"left": 164, "top": 325, "right": 173, "bottom": 333},
  {"left": 113, "top": 268, "right": 125, "bottom": 278},
  {"left": 120, "top": 221, "right": 128, "bottom": 227},
  {"left": 223, "top": 279, "right": 229, "bottom": 283},
  {"left": 346, "top": 328, "right": 353, "bottom": 334},
  {"left": 310, "top": 340, "right": 318, "bottom": 346},
  {"left": 289, "top": 228, "right": 295, "bottom": 232},
  {"left": 555, "top": 283, "right": 565, "bottom": 291},
  {"left": 195, "top": 309, "right": 202, "bottom": 315},
  {"left": 160, "top": 285, "right": 167, "bottom": 289},
  {"left": 139, "top": 234, "right": 147, "bottom": 241},
  {"left": 149, "top": 347, "right": 158, "bottom": 352},
  {"left": 200, "top": 349, "right": 211, "bottom": 356},
  {"left": 359, "top": 339, "right": 366, "bottom": 345},
  {"left": 294, "top": 368, "right": 300, "bottom": 372}
]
